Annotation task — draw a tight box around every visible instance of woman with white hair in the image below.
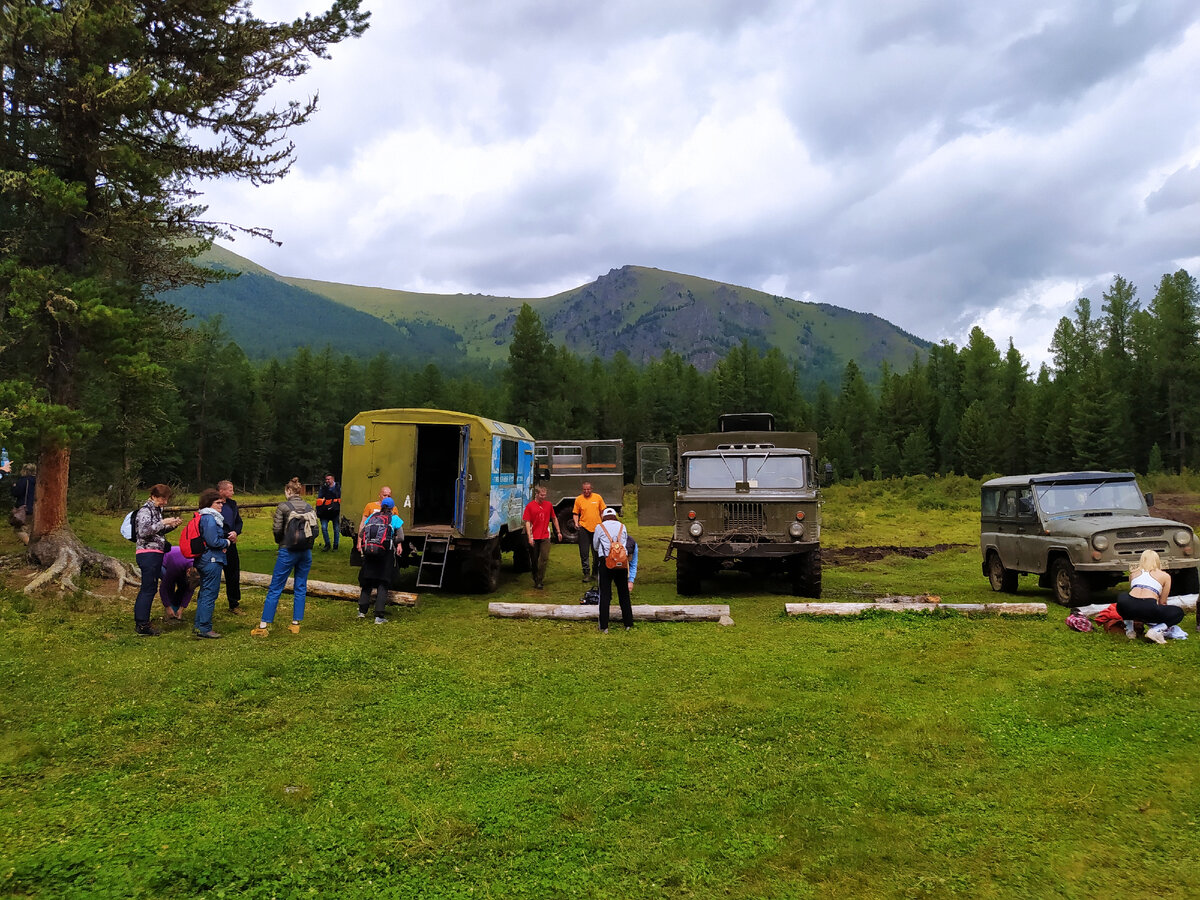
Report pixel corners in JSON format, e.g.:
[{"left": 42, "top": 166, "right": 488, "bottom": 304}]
[{"left": 1116, "top": 549, "right": 1186, "bottom": 643}]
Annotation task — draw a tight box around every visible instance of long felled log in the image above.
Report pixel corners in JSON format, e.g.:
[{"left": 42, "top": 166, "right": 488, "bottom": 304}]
[
  {"left": 239, "top": 571, "right": 417, "bottom": 607},
  {"left": 785, "top": 601, "right": 1046, "bottom": 616},
  {"left": 488, "top": 602, "right": 734, "bottom": 626}
]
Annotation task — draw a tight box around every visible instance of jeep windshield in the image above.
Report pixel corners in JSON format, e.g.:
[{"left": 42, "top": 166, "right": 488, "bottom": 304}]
[
  {"left": 687, "top": 454, "right": 808, "bottom": 489},
  {"left": 1035, "top": 480, "right": 1146, "bottom": 517}
]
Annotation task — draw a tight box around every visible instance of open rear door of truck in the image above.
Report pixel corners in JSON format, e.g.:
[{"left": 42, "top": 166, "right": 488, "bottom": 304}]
[{"left": 636, "top": 442, "right": 674, "bottom": 526}]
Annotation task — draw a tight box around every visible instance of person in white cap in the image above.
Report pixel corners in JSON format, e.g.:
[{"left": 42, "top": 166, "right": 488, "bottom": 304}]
[{"left": 592, "top": 507, "right": 639, "bottom": 632}]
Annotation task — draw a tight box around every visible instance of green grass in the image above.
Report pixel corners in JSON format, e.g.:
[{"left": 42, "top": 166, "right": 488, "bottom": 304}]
[{"left": 1, "top": 486, "right": 1198, "bottom": 898}]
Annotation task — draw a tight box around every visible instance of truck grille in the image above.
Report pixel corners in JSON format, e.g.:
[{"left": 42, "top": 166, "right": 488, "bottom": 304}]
[
  {"left": 1114, "top": 527, "right": 1169, "bottom": 558},
  {"left": 722, "top": 502, "right": 766, "bottom": 532}
]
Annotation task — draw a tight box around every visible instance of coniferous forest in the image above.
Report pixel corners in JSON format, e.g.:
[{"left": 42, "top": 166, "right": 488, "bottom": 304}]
[{"left": 13, "top": 267, "right": 1192, "bottom": 505}]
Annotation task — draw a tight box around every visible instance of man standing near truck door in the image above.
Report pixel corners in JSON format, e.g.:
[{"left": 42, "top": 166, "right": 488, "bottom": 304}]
[{"left": 572, "top": 481, "right": 605, "bottom": 582}]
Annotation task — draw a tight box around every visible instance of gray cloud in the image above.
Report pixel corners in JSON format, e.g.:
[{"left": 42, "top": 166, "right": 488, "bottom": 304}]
[{"left": 202, "top": 0, "right": 1200, "bottom": 366}]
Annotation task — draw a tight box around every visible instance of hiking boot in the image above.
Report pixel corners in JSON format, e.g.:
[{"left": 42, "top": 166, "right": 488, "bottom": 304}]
[
  {"left": 1145, "top": 625, "right": 1167, "bottom": 644},
  {"left": 374, "top": 616, "right": 388, "bottom": 625},
  {"left": 135, "top": 623, "right": 161, "bottom": 637},
  {"left": 194, "top": 629, "right": 222, "bottom": 639},
  {"left": 229, "top": 606, "right": 245, "bottom": 616},
  {"left": 1166, "top": 625, "right": 1188, "bottom": 640},
  {"left": 250, "top": 626, "right": 269, "bottom": 637},
  {"left": 288, "top": 623, "right": 301, "bottom": 635}
]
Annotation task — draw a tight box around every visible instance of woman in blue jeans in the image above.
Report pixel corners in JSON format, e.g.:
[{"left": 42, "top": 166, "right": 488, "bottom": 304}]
[
  {"left": 193, "top": 488, "right": 234, "bottom": 639},
  {"left": 252, "top": 478, "right": 316, "bottom": 636}
]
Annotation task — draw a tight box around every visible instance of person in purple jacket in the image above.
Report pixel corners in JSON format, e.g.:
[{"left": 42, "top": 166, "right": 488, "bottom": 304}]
[{"left": 159, "top": 545, "right": 199, "bottom": 621}]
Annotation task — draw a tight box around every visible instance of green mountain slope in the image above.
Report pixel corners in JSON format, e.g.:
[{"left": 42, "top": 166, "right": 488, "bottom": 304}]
[{"left": 173, "top": 247, "right": 929, "bottom": 380}]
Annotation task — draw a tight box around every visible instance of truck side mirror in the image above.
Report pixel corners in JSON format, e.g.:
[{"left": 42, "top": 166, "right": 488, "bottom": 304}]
[{"left": 1144, "top": 491, "right": 1154, "bottom": 508}]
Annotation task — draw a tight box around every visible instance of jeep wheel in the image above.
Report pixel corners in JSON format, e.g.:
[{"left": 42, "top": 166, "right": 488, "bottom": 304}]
[
  {"left": 676, "top": 548, "right": 702, "bottom": 596},
  {"left": 1050, "top": 557, "right": 1090, "bottom": 606},
  {"left": 986, "top": 552, "right": 1018, "bottom": 593},
  {"left": 790, "top": 549, "right": 822, "bottom": 598}
]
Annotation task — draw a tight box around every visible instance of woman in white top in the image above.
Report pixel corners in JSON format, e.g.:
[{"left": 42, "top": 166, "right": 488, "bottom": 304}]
[{"left": 1115, "top": 549, "right": 1186, "bottom": 643}]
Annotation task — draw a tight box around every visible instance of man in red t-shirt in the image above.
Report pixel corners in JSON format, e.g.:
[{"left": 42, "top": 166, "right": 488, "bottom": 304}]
[{"left": 522, "top": 485, "right": 562, "bottom": 590}]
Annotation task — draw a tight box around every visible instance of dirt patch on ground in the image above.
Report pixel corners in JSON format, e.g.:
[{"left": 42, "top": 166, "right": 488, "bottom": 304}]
[
  {"left": 1152, "top": 493, "right": 1200, "bottom": 528},
  {"left": 824, "top": 544, "right": 972, "bottom": 564}
]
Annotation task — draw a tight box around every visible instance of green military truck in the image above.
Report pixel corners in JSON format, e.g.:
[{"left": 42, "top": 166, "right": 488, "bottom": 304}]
[
  {"left": 637, "top": 413, "right": 822, "bottom": 597},
  {"left": 341, "top": 408, "right": 535, "bottom": 592},
  {"left": 532, "top": 438, "right": 624, "bottom": 538}
]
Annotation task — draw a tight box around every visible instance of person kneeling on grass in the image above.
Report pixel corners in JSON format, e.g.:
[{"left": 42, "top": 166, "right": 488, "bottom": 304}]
[
  {"left": 193, "top": 488, "right": 235, "bottom": 639},
  {"left": 356, "top": 495, "right": 404, "bottom": 624},
  {"left": 252, "top": 478, "right": 318, "bottom": 637},
  {"left": 1116, "top": 549, "right": 1187, "bottom": 644}
]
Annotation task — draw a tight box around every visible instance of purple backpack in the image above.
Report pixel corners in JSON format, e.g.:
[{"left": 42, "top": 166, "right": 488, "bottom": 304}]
[{"left": 1065, "top": 610, "right": 1093, "bottom": 632}]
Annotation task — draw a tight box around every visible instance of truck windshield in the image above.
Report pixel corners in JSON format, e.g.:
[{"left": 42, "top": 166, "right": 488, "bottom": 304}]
[
  {"left": 1035, "top": 481, "right": 1145, "bottom": 516},
  {"left": 688, "top": 455, "right": 807, "bottom": 489}
]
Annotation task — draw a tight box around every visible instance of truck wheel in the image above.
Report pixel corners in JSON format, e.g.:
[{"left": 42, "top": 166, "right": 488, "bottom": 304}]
[
  {"left": 986, "top": 552, "right": 1018, "bottom": 593},
  {"left": 510, "top": 540, "right": 531, "bottom": 573},
  {"left": 1050, "top": 557, "right": 1089, "bottom": 606},
  {"left": 790, "top": 550, "right": 822, "bottom": 598},
  {"left": 557, "top": 509, "right": 577, "bottom": 542},
  {"left": 676, "top": 549, "right": 702, "bottom": 596},
  {"left": 460, "top": 540, "right": 501, "bottom": 593}
]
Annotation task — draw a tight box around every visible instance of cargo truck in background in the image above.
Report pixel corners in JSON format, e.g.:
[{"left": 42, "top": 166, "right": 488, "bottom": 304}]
[{"left": 532, "top": 439, "right": 624, "bottom": 538}]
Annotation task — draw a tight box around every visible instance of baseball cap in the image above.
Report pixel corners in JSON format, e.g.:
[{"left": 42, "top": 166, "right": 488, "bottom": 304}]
[
  {"left": 601, "top": 507, "right": 617, "bottom": 518},
  {"left": 380, "top": 497, "right": 395, "bottom": 509}
]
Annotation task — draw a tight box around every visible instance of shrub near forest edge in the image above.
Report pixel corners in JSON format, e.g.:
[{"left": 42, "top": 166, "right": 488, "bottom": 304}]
[{"left": 0, "top": 478, "right": 1198, "bottom": 898}]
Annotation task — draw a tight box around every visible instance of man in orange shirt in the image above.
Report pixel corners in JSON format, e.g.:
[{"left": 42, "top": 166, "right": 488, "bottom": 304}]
[
  {"left": 572, "top": 481, "right": 605, "bottom": 582},
  {"left": 360, "top": 486, "right": 393, "bottom": 531}
]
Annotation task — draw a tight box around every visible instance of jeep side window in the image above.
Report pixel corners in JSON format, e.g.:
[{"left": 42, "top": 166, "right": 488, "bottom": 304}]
[
  {"left": 981, "top": 489, "right": 999, "bottom": 517},
  {"left": 1017, "top": 489, "right": 1033, "bottom": 517}
]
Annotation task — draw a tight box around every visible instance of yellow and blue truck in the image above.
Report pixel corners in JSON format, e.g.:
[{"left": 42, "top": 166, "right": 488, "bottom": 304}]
[{"left": 341, "top": 408, "right": 535, "bottom": 592}]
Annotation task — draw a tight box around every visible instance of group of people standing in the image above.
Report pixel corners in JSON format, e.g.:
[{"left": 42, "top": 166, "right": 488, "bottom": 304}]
[
  {"left": 132, "top": 477, "right": 333, "bottom": 639},
  {"left": 522, "top": 480, "right": 639, "bottom": 632}
]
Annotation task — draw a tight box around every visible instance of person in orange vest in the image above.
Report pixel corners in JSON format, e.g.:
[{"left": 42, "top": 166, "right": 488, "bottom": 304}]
[{"left": 315, "top": 472, "right": 342, "bottom": 552}]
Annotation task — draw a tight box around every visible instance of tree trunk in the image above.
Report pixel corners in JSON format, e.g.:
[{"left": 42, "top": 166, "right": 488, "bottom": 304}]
[
  {"left": 31, "top": 445, "right": 69, "bottom": 540},
  {"left": 785, "top": 601, "right": 1047, "bottom": 616},
  {"left": 238, "top": 571, "right": 417, "bottom": 607}
]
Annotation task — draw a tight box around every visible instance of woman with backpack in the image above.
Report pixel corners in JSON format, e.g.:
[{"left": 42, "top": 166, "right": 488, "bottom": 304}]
[
  {"left": 192, "top": 488, "right": 235, "bottom": 639},
  {"left": 252, "top": 478, "right": 319, "bottom": 637},
  {"left": 592, "top": 507, "right": 639, "bottom": 633},
  {"left": 356, "top": 495, "right": 405, "bottom": 624},
  {"left": 131, "top": 483, "right": 183, "bottom": 637}
]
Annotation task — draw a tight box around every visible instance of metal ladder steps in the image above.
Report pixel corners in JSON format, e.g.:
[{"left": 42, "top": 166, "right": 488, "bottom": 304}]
[{"left": 416, "top": 537, "right": 451, "bottom": 588}]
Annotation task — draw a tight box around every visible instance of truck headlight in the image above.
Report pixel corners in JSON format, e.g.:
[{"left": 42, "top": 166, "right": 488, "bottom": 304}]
[
  {"left": 1092, "top": 535, "right": 1109, "bottom": 552},
  {"left": 789, "top": 521, "right": 805, "bottom": 540},
  {"left": 1175, "top": 530, "right": 1192, "bottom": 547},
  {"left": 688, "top": 521, "right": 703, "bottom": 539}
]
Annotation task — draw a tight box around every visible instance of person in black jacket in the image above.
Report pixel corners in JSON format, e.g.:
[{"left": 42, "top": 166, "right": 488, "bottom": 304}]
[
  {"left": 316, "top": 473, "right": 341, "bottom": 552},
  {"left": 217, "top": 480, "right": 245, "bottom": 615},
  {"left": 9, "top": 463, "right": 36, "bottom": 546}
]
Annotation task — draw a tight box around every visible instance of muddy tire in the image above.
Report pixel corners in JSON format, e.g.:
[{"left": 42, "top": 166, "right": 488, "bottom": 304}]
[
  {"left": 459, "top": 539, "right": 501, "bottom": 593},
  {"left": 986, "top": 552, "right": 1018, "bottom": 593},
  {"left": 557, "top": 509, "right": 577, "bottom": 542},
  {"left": 676, "top": 548, "right": 702, "bottom": 596},
  {"left": 790, "top": 549, "right": 822, "bottom": 598},
  {"left": 1050, "top": 557, "right": 1089, "bottom": 606}
]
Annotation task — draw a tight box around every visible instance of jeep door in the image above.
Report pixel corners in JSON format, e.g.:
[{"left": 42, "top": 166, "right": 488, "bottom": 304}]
[
  {"left": 993, "top": 488, "right": 1028, "bottom": 571},
  {"left": 637, "top": 442, "right": 674, "bottom": 526}
]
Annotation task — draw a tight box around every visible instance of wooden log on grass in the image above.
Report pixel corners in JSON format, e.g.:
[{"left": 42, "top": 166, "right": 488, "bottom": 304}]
[
  {"left": 239, "top": 571, "right": 418, "bottom": 607},
  {"left": 785, "top": 601, "right": 1046, "bottom": 616},
  {"left": 489, "top": 602, "right": 734, "bottom": 626}
]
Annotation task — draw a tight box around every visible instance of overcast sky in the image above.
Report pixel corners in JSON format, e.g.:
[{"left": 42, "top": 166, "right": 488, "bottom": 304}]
[{"left": 200, "top": 1, "right": 1200, "bottom": 367}]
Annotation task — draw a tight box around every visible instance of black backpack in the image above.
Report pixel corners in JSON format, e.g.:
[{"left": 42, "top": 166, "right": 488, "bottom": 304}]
[
  {"left": 283, "top": 506, "right": 320, "bottom": 551},
  {"left": 360, "top": 512, "right": 392, "bottom": 557}
]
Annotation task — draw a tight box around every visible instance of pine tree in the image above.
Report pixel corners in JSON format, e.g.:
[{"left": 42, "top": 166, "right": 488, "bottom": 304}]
[
  {"left": 504, "top": 303, "right": 553, "bottom": 430},
  {"left": 0, "top": 0, "right": 368, "bottom": 579}
]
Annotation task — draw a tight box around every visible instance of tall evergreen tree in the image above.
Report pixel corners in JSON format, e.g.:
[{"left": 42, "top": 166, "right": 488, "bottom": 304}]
[
  {"left": 0, "top": 0, "right": 368, "bottom": 577},
  {"left": 504, "top": 303, "right": 553, "bottom": 430}
]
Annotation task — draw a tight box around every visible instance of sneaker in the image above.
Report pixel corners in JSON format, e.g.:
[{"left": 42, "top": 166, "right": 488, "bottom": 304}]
[
  {"left": 194, "top": 629, "right": 223, "bottom": 639},
  {"left": 229, "top": 606, "right": 245, "bottom": 616},
  {"left": 288, "top": 623, "right": 301, "bottom": 635},
  {"left": 374, "top": 616, "right": 388, "bottom": 625},
  {"left": 357, "top": 611, "right": 367, "bottom": 619},
  {"left": 1145, "top": 625, "right": 1167, "bottom": 644},
  {"left": 135, "top": 624, "right": 161, "bottom": 637},
  {"left": 1123, "top": 620, "right": 1137, "bottom": 639},
  {"left": 599, "top": 627, "right": 608, "bottom": 634},
  {"left": 1166, "top": 625, "right": 1188, "bottom": 640},
  {"left": 250, "top": 626, "right": 269, "bottom": 637}
]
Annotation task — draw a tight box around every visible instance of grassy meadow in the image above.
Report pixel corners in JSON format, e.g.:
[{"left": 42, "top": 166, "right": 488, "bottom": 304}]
[{"left": 1, "top": 476, "right": 1198, "bottom": 898}]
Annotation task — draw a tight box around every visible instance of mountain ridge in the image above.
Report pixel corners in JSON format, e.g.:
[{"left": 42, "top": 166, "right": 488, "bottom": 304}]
[{"left": 165, "top": 246, "right": 931, "bottom": 381}]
